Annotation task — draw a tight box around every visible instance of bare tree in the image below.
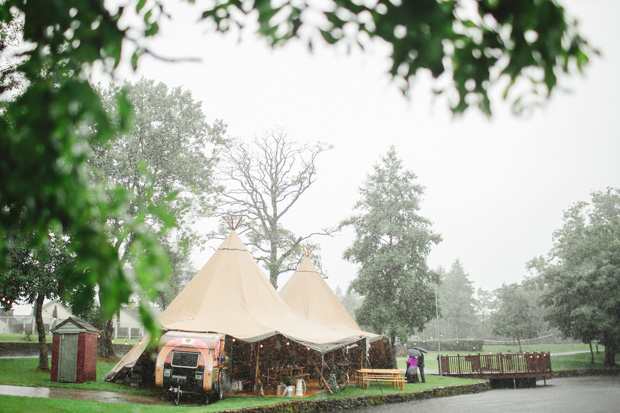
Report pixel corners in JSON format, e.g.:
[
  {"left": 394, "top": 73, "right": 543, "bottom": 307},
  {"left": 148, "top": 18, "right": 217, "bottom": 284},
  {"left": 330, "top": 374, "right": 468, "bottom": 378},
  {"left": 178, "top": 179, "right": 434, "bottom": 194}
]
[{"left": 218, "top": 127, "right": 332, "bottom": 288}]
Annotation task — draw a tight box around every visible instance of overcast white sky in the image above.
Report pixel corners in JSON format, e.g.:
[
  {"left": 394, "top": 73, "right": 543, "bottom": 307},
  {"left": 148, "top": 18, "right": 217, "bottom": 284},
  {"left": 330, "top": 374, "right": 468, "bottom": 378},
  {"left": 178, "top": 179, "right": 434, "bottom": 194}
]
[{"left": 115, "top": 0, "right": 620, "bottom": 295}]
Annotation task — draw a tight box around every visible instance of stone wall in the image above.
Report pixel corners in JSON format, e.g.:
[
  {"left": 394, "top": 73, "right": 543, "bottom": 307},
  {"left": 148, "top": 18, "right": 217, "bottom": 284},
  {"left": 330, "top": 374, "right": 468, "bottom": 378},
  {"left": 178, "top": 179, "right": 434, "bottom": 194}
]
[
  {"left": 217, "top": 382, "right": 491, "bottom": 413},
  {"left": 552, "top": 369, "right": 620, "bottom": 378},
  {"left": 0, "top": 342, "right": 130, "bottom": 357},
  {"left": 0, "top": 342, "right": 51, "bottom": 357}
]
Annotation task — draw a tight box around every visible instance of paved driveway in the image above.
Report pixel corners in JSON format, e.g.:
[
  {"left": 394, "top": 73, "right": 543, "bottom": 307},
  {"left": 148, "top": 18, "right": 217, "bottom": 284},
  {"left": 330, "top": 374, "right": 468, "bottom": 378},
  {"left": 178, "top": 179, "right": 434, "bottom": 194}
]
[{"left": 355, "top": 375, "right": 620, "bottom": 413}]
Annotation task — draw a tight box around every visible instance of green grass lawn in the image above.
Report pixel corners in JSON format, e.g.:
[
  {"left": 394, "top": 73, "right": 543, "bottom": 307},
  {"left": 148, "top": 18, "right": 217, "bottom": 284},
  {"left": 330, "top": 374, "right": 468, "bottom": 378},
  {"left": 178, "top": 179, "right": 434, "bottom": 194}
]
[
  {"left": 0, "top": 358, "right": 156, "bottom": 395},
  {"left": 0, "top": 373, "right": 484, "bottom": 412},
  {"left": 552, "top": 351, "right": 619, "bottom": 370}
]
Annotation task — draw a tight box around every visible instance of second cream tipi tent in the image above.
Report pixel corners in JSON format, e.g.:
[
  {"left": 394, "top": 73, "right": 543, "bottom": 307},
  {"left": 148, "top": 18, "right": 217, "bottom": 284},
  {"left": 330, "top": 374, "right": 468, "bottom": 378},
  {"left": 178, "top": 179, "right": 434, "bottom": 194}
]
[{"left": 280, "top": 255, "right": 380, "bottom": 340}]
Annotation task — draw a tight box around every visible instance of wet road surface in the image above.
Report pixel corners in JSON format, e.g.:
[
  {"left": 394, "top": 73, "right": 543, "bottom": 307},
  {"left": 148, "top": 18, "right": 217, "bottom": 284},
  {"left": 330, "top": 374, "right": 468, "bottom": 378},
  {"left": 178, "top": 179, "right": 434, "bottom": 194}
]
[
  {"left": 355, "top": 375, "right": 620, "bottom": 413},
  {"left": 0, "top": 384, "right": 168, "bottom": 405}
]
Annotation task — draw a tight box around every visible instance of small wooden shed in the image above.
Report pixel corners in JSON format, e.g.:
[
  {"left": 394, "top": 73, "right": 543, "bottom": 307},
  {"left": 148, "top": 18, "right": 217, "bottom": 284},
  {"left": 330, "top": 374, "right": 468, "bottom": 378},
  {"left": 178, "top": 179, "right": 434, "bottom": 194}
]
[{"left": 51, "top": 317, "right": 99, "bottom": 383}]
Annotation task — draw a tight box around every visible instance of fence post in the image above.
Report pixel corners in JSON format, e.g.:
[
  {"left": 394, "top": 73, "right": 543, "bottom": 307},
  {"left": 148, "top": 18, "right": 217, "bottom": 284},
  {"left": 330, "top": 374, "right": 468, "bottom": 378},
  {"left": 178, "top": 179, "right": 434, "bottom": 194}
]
[{"left": 499, "top": 354, "right": 504, "bottom": 374}]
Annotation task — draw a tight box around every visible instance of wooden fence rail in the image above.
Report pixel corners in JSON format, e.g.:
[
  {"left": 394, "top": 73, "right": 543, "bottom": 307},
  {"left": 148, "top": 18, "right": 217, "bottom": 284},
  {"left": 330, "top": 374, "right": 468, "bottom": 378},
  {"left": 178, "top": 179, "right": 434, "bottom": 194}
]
[{"left": 438, "top": 352, "right": 551, "bottom": 379}]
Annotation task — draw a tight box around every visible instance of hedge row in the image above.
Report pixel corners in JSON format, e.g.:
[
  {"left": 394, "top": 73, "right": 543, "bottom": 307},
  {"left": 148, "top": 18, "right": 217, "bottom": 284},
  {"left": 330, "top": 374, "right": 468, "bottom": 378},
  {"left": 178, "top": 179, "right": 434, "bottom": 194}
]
[{"left": 405, "top": 339, "right": 484, "bottom": 352}]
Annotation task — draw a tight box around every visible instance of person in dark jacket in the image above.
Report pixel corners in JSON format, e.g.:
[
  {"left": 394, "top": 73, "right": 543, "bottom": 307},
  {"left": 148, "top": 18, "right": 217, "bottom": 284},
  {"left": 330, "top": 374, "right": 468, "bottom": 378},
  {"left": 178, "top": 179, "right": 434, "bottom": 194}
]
[{"left": 417, "top": 353, "right": 425, "bottom": 383}]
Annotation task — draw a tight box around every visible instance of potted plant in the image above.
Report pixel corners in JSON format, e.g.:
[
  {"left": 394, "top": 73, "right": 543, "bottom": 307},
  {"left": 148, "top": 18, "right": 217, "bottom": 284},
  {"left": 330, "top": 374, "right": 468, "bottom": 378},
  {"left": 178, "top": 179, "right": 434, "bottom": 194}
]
[{"left": 282, "top": 375, "right": 295, "bottom": 396}]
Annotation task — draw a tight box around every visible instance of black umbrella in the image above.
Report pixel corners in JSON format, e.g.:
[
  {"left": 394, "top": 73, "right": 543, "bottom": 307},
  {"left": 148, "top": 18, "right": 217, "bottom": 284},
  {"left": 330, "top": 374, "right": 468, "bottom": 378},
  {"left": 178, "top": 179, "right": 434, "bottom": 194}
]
[
  {"left": 412, "top": 346, "right": 428, "bottom": 353},
  {"left": 406, "top": 348, "right": 422, "bottom": 357}
]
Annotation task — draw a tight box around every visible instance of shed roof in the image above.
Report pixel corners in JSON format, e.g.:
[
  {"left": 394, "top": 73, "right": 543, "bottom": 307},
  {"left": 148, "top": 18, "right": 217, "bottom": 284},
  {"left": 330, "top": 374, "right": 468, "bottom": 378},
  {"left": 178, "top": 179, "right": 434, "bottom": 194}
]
[{"left": 52, "top": 317, "right": 99, "bottom": 334}]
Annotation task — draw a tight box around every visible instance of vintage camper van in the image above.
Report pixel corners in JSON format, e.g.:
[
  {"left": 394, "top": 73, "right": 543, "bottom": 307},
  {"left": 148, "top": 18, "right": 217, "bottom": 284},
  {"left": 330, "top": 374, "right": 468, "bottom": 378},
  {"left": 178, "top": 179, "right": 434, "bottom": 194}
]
[{"left": 155, "top": 331, "right": 226, "bottom": 404}]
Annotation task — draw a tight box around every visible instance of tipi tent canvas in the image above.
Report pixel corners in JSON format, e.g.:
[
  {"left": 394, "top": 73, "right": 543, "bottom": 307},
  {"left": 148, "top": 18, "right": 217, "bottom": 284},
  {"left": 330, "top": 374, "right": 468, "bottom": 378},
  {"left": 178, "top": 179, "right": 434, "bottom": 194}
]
[{"left": 280, "top": 256, "right": 379, "bottom": 340}]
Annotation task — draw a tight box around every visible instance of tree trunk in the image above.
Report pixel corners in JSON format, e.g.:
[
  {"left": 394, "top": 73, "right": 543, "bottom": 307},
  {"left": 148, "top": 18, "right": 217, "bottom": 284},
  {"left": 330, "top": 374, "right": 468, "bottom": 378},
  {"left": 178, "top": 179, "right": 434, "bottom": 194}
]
[
  {"left": 34, "top": 294, "right": 49, "bottom": 370},
  {"left": 269, "top": 238, "right": 278, "bottom": 289},
  {"left": 97, "top": 318, "right": 116, "bottom": 359},
  {"left": 603, "top": 342, "right": 617, "bottom": 367},
  {"left": 269, "top": 268, "right": 278, "bottom": 290},
  {"left": 517, "top": 336, "right": 522, "bottom": 353},
  {"left": 589, "top": 342, "right": 595, "bottom": 364},
  {"left": 387, "top": 333, "right": 397, "bottom": 369}
]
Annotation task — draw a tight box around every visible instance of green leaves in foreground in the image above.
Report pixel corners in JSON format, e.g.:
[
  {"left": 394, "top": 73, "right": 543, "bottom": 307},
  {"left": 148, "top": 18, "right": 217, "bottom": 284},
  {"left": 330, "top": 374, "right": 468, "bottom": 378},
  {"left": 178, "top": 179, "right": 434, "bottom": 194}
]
[
  {"left": 0, "top": 1, "right": 174, "bottom": 335},
  {"left": 198, "top": 0, "right": 596, "bottom": 115}
]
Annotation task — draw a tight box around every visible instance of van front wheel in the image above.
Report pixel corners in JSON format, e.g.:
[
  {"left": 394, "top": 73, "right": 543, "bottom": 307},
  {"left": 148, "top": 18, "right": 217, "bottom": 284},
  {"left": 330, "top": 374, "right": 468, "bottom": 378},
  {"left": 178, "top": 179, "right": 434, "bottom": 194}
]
[{"left": 210, "top": 382, "right": 224, "bottom": 403}]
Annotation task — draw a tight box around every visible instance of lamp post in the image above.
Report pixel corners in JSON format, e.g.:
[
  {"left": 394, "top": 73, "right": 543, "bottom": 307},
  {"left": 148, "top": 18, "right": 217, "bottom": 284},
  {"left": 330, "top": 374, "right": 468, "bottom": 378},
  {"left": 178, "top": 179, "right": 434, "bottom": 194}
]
[{"left": 435, "top": 283, "right": 442, "bottom": 377}]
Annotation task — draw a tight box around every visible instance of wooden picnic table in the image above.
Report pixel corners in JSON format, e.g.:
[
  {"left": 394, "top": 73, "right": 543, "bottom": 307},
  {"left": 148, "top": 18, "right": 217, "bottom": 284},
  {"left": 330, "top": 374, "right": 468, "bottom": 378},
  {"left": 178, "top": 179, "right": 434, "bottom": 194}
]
[{"left": 356, "top": 368, "right": 406, "bottom": 390}]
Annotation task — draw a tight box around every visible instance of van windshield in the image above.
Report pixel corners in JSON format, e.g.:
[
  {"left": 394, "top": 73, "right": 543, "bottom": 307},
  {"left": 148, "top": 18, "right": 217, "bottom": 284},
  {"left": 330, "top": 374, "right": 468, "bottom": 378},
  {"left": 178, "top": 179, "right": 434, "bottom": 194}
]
[{"left": 171, "top": 351, "right": 200, "bottom": 368}]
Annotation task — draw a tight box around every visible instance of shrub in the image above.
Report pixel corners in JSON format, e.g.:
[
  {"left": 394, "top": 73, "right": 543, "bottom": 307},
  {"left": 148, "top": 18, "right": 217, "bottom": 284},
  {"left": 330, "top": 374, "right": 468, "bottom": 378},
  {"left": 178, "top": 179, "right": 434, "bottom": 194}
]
[{"left": 405, "top": 339, "right": 484, "bottom": 353}]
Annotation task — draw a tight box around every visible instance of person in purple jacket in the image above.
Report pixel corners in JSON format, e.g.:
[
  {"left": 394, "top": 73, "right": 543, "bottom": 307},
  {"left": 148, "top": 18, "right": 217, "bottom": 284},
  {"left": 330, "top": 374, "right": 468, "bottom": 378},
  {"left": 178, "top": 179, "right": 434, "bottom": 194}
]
[{"left": 405, "top": 356, "right": 419, "bottom": 383}]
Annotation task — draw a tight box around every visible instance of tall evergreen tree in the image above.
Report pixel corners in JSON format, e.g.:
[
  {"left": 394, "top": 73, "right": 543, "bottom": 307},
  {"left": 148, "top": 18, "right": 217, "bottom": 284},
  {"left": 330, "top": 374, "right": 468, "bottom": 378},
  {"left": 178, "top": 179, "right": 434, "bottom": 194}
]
[
  {"left": 474, "top": 287, "right": 495, "bottom": 338},
  {"left": 335, "top": 286, "right": 362, "bottom": 320},
  {"left": 490, "top": 283, "right": 541, "bottom": 352},
  {"left": 341, "top": 147, "right": 441, "bottom": 366},
  {"left": 439, "top": 260, "right": 477, "bottom": 339}
]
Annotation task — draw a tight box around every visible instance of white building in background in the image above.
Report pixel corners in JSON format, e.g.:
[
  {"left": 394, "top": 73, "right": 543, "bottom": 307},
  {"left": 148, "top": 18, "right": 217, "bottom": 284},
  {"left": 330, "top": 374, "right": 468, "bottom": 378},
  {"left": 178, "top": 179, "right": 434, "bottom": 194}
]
[
  {"left": 42, "top": 300, "right": 74, "bottom": 332},
  {"left": 0, "top": 312, "right": 8, "bottom": 334},
  {"left": 0, "top": 298, "right": 162, "bottom": 338},
  {"left": 0, "top": 304, "right": 27, "bottom": 334},
  {"left": 113, "top": 301, "right": 164, "bottom": 340},
  {"left": 0, "top": 299, "right": 72, "bottom": 334}
]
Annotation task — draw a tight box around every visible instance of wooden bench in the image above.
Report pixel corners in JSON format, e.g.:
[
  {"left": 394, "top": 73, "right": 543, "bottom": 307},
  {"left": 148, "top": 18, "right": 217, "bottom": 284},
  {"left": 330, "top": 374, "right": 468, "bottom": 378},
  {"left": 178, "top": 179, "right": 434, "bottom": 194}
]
[
  {"left": 361, "top": 375, "right": 405, "bottom": 390},
  {"left": 356, "top": 369, "right": 406, "bottom": 391}
]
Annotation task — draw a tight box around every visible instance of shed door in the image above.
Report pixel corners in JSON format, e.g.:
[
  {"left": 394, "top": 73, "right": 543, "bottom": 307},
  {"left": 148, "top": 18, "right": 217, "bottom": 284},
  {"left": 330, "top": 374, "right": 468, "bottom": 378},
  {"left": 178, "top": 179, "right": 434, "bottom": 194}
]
[{"left": 58, "top": 334, "right": 79, "bottom": 382}]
